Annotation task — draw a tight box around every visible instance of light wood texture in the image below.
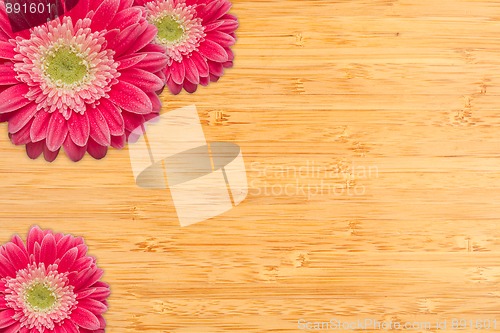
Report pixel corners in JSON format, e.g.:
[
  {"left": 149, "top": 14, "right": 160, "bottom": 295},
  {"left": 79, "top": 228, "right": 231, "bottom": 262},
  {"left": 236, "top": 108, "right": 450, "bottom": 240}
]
[{"left": 1, "top": 0, "right": 500, "bottom": 332}]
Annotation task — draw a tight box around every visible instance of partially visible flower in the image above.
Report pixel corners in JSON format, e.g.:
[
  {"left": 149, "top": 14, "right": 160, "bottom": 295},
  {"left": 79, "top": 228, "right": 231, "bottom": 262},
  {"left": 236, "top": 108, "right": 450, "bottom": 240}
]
[
  {"left": 0, "top": 0, "right": 168, "bottom": 162},
  {"left": 135, "top": 0, "right": 238, "bottom": 94},
  {"left": 0, "top": 226, "right": 110, "bottom": 333}
]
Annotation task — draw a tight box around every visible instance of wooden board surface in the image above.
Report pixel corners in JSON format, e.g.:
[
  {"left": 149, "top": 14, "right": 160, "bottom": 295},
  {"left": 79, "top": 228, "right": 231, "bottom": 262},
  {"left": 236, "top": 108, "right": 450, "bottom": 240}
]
[{"left": 1, "top": 0, "right": 500, "bottom": 332}]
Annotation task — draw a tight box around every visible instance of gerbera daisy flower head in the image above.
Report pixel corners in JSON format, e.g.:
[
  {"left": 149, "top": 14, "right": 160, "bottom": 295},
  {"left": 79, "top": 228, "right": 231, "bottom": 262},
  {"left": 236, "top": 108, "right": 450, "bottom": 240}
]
[
  {"left": 0, "top": 226, "right": 110, "bottom": 333},
  {"left": 0, "top": 0, "right": 169, "bottom": 162},
  {"left": 135, "top": 0, "right": 238, "bottom": 94}
]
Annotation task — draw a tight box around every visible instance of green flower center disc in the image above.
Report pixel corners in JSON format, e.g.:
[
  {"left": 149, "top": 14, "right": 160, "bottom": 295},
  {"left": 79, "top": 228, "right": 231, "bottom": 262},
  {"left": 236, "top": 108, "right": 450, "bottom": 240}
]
[
  {"left": 45, "top": 46, "right": 88, "bottom": 85},
  {"left": 155, "top": 16, "right": 184, "bottom": 42},
  {"left": 26, "top": 283, "right": 57, "bottom": 310}
]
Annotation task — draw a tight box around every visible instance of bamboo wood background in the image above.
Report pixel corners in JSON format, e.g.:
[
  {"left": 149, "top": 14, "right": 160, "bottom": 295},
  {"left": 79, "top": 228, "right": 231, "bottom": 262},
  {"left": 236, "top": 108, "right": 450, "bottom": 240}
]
[{"left": 1, "top": 0, "right": 500, "bottom": 331}]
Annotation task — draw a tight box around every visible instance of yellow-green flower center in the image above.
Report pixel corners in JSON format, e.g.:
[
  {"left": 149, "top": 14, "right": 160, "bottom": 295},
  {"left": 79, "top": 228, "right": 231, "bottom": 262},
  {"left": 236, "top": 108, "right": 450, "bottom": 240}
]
[
  {"left": 155, "top": 16, "right": 184, "bottom": 42},
  {"left": 26, "top": 283, "right": 57, "bottom": 311},
  {"left": 45, "top": 46, "right": 89, "bottom": 85}
]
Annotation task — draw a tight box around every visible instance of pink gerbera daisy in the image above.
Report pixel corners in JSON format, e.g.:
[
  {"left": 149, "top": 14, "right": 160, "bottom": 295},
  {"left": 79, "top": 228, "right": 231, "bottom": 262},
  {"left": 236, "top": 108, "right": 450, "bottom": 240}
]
[
  {"left": 0, "top": 226, "right": 110, "bottom": 333},
  {"left": 135, "top": 0, "right": 238, "bottom": 94},
  {"left": 0, "top": 0, "right": 168, "bottom": 162}
]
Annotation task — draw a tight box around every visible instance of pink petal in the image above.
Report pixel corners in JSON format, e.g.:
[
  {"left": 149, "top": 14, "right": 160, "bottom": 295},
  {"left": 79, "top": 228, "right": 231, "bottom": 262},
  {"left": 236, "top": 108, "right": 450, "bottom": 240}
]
[
  {"left": 184, "top": 0, "right": 198, "bottom": 6},
  {"left": 198, "top": 0, "right": 231, "bottom": 23},
  {"left": 27, "top": 226, "right": 43, "bottom": 254},
  {"left": 0, "top": 254, "right": 16, "bottom": 278},
  {"left": 0, "top": 109, "right": 11, "bottom": 122},
  {"left": 0, "top": 64, "right": 19, "bottom": 85},
  {"left": 217, "top": 14, "right": 239, "bottom": 34},
  {"left": 98, "top": 315, "right": 106, "bottom": 329},
  {"left": 33, "top": 242, "right": 41, "bottom": 263},
  {"left": 86, "top": 107, "right": 110, "bottom": 146},
  {"left": 103, "top": 29, "right": 120, "bottom": 49},
  {"left": 132, "top": 0, "right": 149, "bottom": 5},
  {"left": 76, "top": 243, "right": 88, "bottom": 258},
  {"left": 206, "top": 30, "right": 235, "bottom": 47},
  {"left": 122, "top": 112, "right": 144, "bottom": 132},
  {"left": 67, "top": 112, "right": 90, "bottom": 147},
  {"left": 146, "top": 91, "right": 161, "bottom": 113},
  {"left": 77, "top": 288, "right": 96, "bottom": 300},
  {"left": 57, "top": 237, "right": 79, "bottom": 257},
  {"left": 57, "top": 247, "right": 78, "bottom": 272},
  {"left": 10, "top": 118, "right": 33, "bottom": 145},
  {"left": 90, "top": 0, "right": 119, "bottom": 31},
  {"left": 0, "top": 309, "right": 16, "bottom": 328},
  {"left": 65, "top": 0, "right": 89, "bottom": 22},
  {"left": 117, "top": 0, "right": 133, "bottom": 11},
  {"left": 222, "top": 13, "right": 238, "bottom": 22},
  {"left": 2, "top": 322, "right": 20, "bottom": 333},
  {"left": 43, "top": 145, "right": 60, "bottom": 162},
  {"left": 120, "top": 68, "right": 164, "bottom": 92},
  {"left": 46, "top": 112, "right": 68, "bottom": 152},
  {"left": 190, "top": 52, "right": 209, "bottom": 77},
  {"left": 3, "top": 242, "right": 28, "bottom": 270},
  {"left": 166, "top": 77, "right": 182, "bottom": 95},
  {"left": 0, "top": 84, "right": 30, "bottom": 114},
  {"left": 110, "top": 134, "right": 126, "bottom": 149},
  {"left": 108, "top": 81, "right": 152, "bottom": 114},
  {"left": 54, "top": 234, "right": 64, "bottom": 243},
  {"left": 109, "top": 7, "right": 142, "bottom": 30},
  {"left": 30, "top": 110, "right": 51, "bottom": 142},
  {"left": 198, "top": 39, "right": 228, "bottom": 63},
  {"left": 63, "top": 136, "right": 87, "bottom": 162},
  {"left": 184, "top": 57, "right": 200, "bottom": 84},
  {"left": 117, "top": 53, "right": 147, "bottom": 70},
  {"left": 61, "top": 318, "right": 79, "bottom": 333},
  {"left": 71, "top": 267, "right": 99, "bottom": 291},
  {"left": 87, "top": 138, "right": 108, "bottom": 160},
  {"left": 135, "top": 52, "right": 169, "bottom": 72},
  {"left": 26, "top": 141, "right": 44, "bottom": 159},
  {"left": 78, "top": 298, "right": 107, "bottom": 315},
  {"left": 71, "top": 257, "right": 92, "bottom": 273},
  {"left": 81, "top": 268, "right": 104, "bottom": 289},
  {"left": 1, "top": 14, "right": 31, "bottom": 40},
  {"left": 225, "top": 47, "right": 234, "bottom": 61},
  {"left": 200, "top": 75, "right": 210, "bottom": 86},
  {"left": 10, "top": 235, "right": 26, "bottom": 252},
  {"left": 90, "top": 287, "right": 111, "bottom": 301},
  {"left": 0, "top": 41, "right": 15, "bottom": 60},
  {"left": 92, "top": 281, "right": 109, "bottom": 289},
  {"left": 210, "top": 73, "right": 220, "bottom": 82},
  {"left": 144, "top": 111, "right": 159, "bottom": 122},
  {"left": 0, "top": 9, "right": 15, "bottom": 39},
  {"left": 219, "top": 17, "right": 239, "bottom": 33},
  {"left": 126, "top": 24, "right": 158, "bottom": 55},
  {"left": 80, "top": 329, "right": 104, "bottom": 333},
  {"left": 8, "top": 102, "right": 37, "bottom": 134},
  {"left": 40, "top": 233, "right": 57, "bottom": 265},
  {"left": 203, "top": 21, "right": 224, "bottom": 32},
  {"left": 114, "top": 23, "right": 145, "bottom": 57},
  {"left": 97, "top": 99, "right": 124, "bottom": 136},
  {"left": 139, "top": 43, "right": 165, "bottom": 53},
  {"left": 183, "top": 80, "right": 198, "bottom": 93},
  {"left": 155, "top": 69, "right": 166, "bottom": 84},
  {"left": 170, "top": 61, "right": 185, "bottom": 85},
  {"left": 53, "top": 323, "right": 67, "bottom": 333},
  {"left": 208, "top": 60, "right": 224, "bottom": 77}
]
